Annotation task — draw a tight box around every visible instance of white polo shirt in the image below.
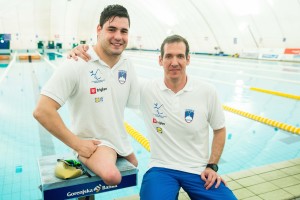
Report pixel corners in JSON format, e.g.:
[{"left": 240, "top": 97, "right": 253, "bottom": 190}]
[
  {"left": 41, "top": 47, "right": 139, "bottom": 156},
  {"left": 140, "top": 77, "right": 225, "bottom": 174}
]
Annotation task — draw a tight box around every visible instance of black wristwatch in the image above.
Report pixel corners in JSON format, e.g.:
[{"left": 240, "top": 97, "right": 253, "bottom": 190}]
[{"left": 206, "top": 163, "right": 218, "bottom": 172}]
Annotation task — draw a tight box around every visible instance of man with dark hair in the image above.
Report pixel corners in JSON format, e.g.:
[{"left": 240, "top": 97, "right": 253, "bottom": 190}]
[
  {"left": 69, "top": 34, "right": 237, "bottom": 199},
  {"left": 139, "top": 34, "right": 236, "bottom": 199},
  {"left": 33, "top": 4, "right": 138, "bottom": 189},
  {"left": 99, "top": 4, "right": 130, "bottom": 27}
]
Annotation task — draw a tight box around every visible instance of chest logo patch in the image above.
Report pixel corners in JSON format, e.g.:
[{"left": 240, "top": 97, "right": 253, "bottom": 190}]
[
  {"left": 185, "top": 109, "right": 194, "bottom": 123},
  {"left": 153, "top": 103, "right": 167, "bottom": 118},
  {"left": 90, "top": 69, "right": 105, "bottom": 83},
  {"left": 118, "top": 70, "right": 127, "bottom": 84}
]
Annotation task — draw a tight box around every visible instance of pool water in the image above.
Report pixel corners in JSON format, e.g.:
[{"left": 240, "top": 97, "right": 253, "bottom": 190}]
[{"left": 0, "top": 51, "right": 299, "bottom": 199}]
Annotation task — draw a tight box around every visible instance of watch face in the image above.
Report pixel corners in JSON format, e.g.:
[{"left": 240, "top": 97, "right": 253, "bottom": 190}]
[
  {"left": 212, "top": 164, "right": 218, "bottom": 172},
  {"left": 207, "top": 164, "right": 218, "bottom": 172}
]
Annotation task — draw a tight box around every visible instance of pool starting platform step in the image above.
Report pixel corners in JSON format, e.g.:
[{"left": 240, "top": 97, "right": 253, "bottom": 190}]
[{"left": 38, "top": 154, "right": 138, "bottom": 200}]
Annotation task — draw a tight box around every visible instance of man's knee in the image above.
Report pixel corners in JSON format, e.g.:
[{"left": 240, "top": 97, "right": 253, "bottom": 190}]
[
  {"left": 85, "top": 158, "right": 121, "bottom": 186},
  {"left": 101, "top": 170, "right": 122, "bottom": 186},
  {"left": 125, "top": 153, "right": 138, "bottom": 167}
]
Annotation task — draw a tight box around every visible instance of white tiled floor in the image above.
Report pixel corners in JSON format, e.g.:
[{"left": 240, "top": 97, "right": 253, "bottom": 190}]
[{"left": 115, "top": 158, "right": 300, "bottom": 200}]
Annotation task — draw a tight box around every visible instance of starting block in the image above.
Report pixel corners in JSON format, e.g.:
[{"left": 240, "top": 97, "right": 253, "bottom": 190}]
[{"left": 38, "top": 154, "right": 138, "bottom": 200}]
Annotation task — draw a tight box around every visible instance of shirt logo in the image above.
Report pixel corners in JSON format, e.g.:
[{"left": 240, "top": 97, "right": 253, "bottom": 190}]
[
  {"left": 90, "top": 69, "right": 105, "bottom": 83},
  {"left": 118, "top": 70, "right": 127, "bottom": 84},
  {"left": 185, "top": 109, "right": 194, "bottom": 123},
  {"left": 95, "top": 97, "right": 103, "bottom": 103},
  {"left": 90, "top": 87, "right": 107, "bottom": 94},
  {"left": 153, "top": 103, "right": 167, "bottom": 118},
  {"left": 90, "top": 88, "right": 96, "bottom": 94},
  {"left": 152, "top": 118, "right": 165, "bottom": 125},
  {"left": 156, "top": 127, "right": 163, "bottom": 134}
]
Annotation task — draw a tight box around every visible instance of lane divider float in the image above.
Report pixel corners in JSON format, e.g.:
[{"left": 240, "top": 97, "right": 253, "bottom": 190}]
[
  {"left": 124, "top": 122, "right": 150, "bottom": 152},
  {"left": 223, "top": 105, "right": 300, "bottom": 135},
  {"left": 250, "top": 87, "right": 300, "bottom": 100}
]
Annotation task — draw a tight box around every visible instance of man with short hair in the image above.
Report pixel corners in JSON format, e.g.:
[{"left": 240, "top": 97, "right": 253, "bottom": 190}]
[
  {"left": 139, "top": 34, "right": 236, "bottom": 199},
  {"left": 33, "top": 4, "right": 138, "bottom": 187}
]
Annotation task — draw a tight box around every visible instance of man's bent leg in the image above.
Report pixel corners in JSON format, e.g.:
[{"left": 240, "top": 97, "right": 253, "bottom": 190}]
[
  {"left": 124, "top": 153, "right": 138, "bottom": 167},
  {"left": 140, "top": 167, "right": 180, "bottom": 200},
  {"left": 179, "top": 172, "right": 237, "bottom": 200},
  {"left": 79, "top": 145, "right": 121, "bottom": 186}
]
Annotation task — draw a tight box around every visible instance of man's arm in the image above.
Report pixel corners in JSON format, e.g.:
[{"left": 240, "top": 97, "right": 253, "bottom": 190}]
[
  {"left": 68, "top": 44, "right": 91, "bottom": 61},
  {"left": 209, "top": 127, "right": 226, "bottom": 164},
  {"left": 201, "top": 127, "right": 226, "bottom": 190},
  {"left": 33, "top": 95, "right": 100, "bottom": 158}
]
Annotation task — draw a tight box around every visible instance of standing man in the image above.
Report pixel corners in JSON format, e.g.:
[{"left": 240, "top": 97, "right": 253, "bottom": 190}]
[
  {"left": 33, "top": 4, "right": 138, "bottom": 186},
  {"left": 69, "top": 35, "right": 237, "bottom": 199}
]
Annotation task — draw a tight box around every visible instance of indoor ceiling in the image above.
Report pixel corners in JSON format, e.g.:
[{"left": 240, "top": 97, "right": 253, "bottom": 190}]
[{"left": 0, "top": 0, "right": 300, "bottom": 53}]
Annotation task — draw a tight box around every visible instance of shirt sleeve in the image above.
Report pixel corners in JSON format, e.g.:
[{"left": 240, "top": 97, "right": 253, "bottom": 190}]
[{"left": 41, "top": 59, "right": 79, "bottom": 106}]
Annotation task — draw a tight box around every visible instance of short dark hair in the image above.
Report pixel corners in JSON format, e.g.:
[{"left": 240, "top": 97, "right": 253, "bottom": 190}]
[
  {"left": 160, "top": 35, "right": 190, "bottom": 57},
  {"left": 99, "top": 4, "right": 130, "bottom": 27}
]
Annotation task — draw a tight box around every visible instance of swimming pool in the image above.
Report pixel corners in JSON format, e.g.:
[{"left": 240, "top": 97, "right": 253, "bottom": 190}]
[
  {"left": 0, "top": 51, "right": 299, "bottom": 199},
  {"left": 126, "top": 51, "right": 300, "bottom": 173}
]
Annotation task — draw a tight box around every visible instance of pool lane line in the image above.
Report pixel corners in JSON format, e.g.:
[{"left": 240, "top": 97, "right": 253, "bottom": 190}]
[
  {"left": 124, "top": 122, "right": 150, "bottom": 152},
  {"left": 249, "top": 87, "right": 300, "bottom": 100},
  {"left": 222, "top": 105, "right": 300, "bottom": 135},
  {"left": 0, "top": 53, "right": 17, "bottom": 86},
  {"left": 196, "top": 77, "right": 300, "bottom": 101},
  {"left": 133, "top": 64, "right": 300, "bottom": 100},
  {"left": 187, "top": 66, "right": 300, "bottom": 85},
  {"left": 139, "top": 63, "right": 299, "bottom": 85},
  {"left": 31, "top": 52, "right": 56, "bottom": 156},
  {"left": 191, "top": 58, "right": 300, "bottom": 76}
]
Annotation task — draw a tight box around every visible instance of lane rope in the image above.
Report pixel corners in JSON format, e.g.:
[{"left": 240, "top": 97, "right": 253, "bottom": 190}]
[
  {"left": 124, "top": 122, "right": 150, "bottom": 152},
  {"left": 223, "top": 105, "right": 300, "bottom": 135},
  {"left": 250, "top": 87, "right": 300, "bottom": 100}
]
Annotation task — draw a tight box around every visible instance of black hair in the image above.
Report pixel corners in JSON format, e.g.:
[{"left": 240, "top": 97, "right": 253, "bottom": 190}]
[{"left": 99, "top": 4, "right": 130, "bottom": 27}]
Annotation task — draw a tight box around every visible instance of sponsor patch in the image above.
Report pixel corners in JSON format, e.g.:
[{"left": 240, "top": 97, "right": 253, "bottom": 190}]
[
  {"left": 156, "top": 127, "right": 163, "bottom": 134},
  {"left": 90, "top": 88, "right": 96, "bottom": 94},
  {"left": 95, "top": 97, "right": 103, "bottom": 103},
  {"left": 152, "top": 118, "right": 165, "bottom": 125}
]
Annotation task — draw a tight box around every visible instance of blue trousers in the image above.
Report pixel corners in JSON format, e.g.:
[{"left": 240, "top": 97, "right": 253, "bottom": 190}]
[{"left": 140, "top": 167, "right": 237, "bottom": 200}]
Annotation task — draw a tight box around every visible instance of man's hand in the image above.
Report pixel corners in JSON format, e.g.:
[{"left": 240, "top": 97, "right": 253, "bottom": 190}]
[
  {"left": 200, "top": 168, "right": 227, "bottom": 190},
  {"left": 67, "top": 44, "right": 90, "bottom": 61},
  {"left": 74, "top": 139, "right": 101, "bottom": 158}
]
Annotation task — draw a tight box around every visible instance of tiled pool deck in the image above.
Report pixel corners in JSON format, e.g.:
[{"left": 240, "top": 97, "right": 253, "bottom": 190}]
[{"left": 115, "top": 158, "right": 300, "bottom": 200}]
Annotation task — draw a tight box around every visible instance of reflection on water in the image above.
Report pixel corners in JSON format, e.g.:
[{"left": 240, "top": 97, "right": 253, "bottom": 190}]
[{"left": 46, "top": 52, "right": 63, "bottom": 60}]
